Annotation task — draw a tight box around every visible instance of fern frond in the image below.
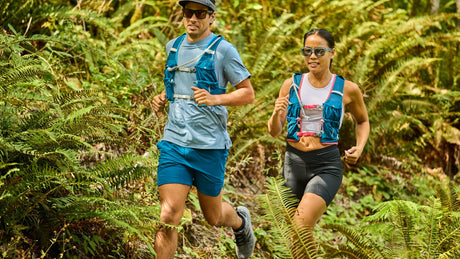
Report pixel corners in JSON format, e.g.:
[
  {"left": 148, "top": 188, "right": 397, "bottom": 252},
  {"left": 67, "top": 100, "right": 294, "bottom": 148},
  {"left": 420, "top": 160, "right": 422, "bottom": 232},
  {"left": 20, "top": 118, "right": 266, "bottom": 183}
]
[
  {"left": 250, "top": 12, "right": 311, "bottom": 77},
  {"left": 260, "top": 177, "right": 319, "bottom": 258},
  {"left": 323, "top": 223, "right": 386, "bottom": 259},
  {"left": 437, "top": 182, "right": 460, "bottom": 212},
  {"left": 325, "top": 244, "right": 380, "bottom": 259},
  {"left": 0, "top": 58, "right": 45, "bottom": 89},
  {"left": 361, "top": 195, "right": 460, "bottom": 257},
  {"left": 52, "top": 195, "right": 158, "bottom": 256},
  {"left": 90, "top": 153, "right": 154, "bottom": 190}
]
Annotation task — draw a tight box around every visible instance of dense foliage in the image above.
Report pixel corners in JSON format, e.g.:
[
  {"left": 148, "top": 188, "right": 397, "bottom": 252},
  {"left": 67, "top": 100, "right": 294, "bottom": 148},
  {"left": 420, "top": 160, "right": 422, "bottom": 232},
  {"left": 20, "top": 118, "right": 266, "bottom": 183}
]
[{"left": 1, "top": 0, "right": 459, "bottom": 258}]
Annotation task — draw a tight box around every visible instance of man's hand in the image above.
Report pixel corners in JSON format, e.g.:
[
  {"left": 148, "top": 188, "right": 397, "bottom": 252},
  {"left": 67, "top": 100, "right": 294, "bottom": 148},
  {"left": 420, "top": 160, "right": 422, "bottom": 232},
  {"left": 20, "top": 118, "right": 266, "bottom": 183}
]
[
  {"left": 191, "top": 86, "right": 216, "bottom": 106},
  {"left": 152, "top": 91, "right": 167, "bottom": 113}
]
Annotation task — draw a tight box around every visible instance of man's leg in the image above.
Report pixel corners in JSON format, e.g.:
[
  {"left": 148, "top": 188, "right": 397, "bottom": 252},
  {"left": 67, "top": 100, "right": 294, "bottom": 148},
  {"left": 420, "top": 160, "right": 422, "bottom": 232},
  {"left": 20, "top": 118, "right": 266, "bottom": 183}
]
[
  {"left": 198, "top": 190, "right": 255, "bottom": 259},
  {"left": 154, "top": 183, "right": 190, "bottom": 259},
  {"left": 198, "top": 189, "right": 241, "bottom": 229}
]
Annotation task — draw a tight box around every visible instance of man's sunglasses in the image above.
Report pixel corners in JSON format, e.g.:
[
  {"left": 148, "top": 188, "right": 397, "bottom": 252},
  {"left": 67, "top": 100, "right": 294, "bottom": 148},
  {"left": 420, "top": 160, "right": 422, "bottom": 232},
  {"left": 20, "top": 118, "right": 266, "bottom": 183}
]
[
  {"left": 300, "top": 47, "right": 333, "bottom": 57},
  {"left": 182, "top": 8, "right": 213, "bottom": 19}
]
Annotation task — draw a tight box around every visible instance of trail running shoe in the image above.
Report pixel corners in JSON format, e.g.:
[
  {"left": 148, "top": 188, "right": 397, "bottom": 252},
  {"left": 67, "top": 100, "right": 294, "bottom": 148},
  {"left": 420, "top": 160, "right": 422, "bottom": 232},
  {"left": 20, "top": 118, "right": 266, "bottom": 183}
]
[{"left": 234, "top": 206, "right": 255, "bottom": 259}]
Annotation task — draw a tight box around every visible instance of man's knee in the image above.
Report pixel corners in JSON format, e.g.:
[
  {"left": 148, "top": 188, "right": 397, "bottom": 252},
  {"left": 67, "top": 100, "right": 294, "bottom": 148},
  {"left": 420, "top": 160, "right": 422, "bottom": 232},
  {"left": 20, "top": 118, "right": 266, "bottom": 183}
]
[
  {"left": 203, "top": 211, "right": 222, "bottom": 226},
  {"left": 160, "top": 203, "right": 185, "bottom": 225}
]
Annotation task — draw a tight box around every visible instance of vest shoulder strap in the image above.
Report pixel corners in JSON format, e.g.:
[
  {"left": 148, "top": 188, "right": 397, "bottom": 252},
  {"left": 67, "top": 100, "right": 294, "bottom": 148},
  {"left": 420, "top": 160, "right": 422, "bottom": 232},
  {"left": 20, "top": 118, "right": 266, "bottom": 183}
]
[
  {"left": 292, "top": 72, "right": 303, "bottom": 88},
  {"left": 326, "top": 75, "right": 345, "bottom": 106},
  {"left": 165, "top": 33, "right": 187, "bottom": 68},
  {"left": 330, "top": 75, "right": 345, "bottom": 97},
  {"left": 170, "top": 33, "right": 186, "bottom": 53},
  {"left": 168, "top": 34, "right": 224, "bottom": 72},
  {"left": 204, "top": 35, "right": 223, "bottom": 54}
]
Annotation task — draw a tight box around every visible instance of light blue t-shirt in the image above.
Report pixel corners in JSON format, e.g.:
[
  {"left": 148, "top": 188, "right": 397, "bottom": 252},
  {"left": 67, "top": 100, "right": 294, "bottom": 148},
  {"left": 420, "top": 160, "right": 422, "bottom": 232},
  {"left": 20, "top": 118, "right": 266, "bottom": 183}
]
[{"left": 161, "top": 33, "right": 251, "bottom": 149}]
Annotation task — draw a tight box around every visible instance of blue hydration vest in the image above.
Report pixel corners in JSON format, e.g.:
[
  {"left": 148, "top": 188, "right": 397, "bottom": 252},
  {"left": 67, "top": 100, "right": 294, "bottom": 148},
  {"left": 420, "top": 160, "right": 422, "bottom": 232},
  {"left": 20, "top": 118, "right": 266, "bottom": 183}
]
[
  {"left": 286, "top": 73, "right": 345, "bottom": 144},
  {"left": 163, "top": 33, "right": 226, "bottom": 102}
]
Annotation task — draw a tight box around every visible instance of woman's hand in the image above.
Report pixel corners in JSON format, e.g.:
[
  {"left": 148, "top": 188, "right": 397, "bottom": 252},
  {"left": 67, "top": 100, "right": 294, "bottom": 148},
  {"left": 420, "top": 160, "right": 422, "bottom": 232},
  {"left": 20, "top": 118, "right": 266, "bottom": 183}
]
[
  {"left": 344, "top": 146, "right": 362, "bottom": 164},
  {"left": 273, "top": 94, "right": 290, "bottom": 116}
]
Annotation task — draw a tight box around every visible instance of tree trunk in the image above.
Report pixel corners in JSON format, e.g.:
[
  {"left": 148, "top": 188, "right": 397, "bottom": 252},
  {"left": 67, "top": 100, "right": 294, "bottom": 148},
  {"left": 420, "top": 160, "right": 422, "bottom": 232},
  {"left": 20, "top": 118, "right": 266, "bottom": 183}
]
[
  {"left": 457, "top": 0, "right": 460, "bottom": 29},
  {"left": 431, "top": 0, "right": 440, "bottom": 14}
]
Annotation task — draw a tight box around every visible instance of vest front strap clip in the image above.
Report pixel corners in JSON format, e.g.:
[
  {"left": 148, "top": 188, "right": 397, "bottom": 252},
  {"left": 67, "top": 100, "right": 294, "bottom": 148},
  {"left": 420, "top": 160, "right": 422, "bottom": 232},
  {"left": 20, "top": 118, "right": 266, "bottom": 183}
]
[
  {"left": 173, "top": 94, "right": 195, "bottom": 100},
  {"left": 167, "top": 67, "right": 196, "bottom": 73},
  {"left": 176, "top": 67, "right": 196, "bottom": 73}
]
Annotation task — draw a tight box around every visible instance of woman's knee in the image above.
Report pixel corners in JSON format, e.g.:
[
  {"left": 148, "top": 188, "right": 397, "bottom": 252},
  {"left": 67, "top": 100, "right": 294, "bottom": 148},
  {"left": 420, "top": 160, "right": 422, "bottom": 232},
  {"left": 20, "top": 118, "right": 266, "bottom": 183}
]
[
  {"left": 295, "top": 193, "right": 327, "bottom": 226},
  {"left": 294, "top": 209, "right": 318, "bottom": 227}
]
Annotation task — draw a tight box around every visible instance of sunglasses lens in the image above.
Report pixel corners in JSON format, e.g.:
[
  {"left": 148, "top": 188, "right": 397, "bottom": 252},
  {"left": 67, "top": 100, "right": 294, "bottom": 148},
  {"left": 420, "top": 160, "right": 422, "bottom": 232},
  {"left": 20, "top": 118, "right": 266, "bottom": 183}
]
[
  {"left": 302, "top": 47, "right": 331, "bottom": 57},
  {"left": 301, "top": 48, "right": 312, "bottom": 56},
  {"left": 196, "top": 10, "right": 207, "bottom": 19},
  {"left": 315, "top": 48, "right": 326, "bottom": 57},
  {"left": 183, "top": 9, "right": 209, "bottom": 19},
  {"left": 183, "top": 9, "right": 193, "bottom": 18}
]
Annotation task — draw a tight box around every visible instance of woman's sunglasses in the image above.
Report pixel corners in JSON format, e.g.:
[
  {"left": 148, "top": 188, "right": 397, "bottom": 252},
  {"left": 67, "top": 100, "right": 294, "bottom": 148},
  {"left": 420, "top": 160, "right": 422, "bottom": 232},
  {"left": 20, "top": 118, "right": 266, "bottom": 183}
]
[
  {"left": 300, "top": 47, "right": 333, "bottom": 57},
  {"left": 182, "top": 8, "right": 213, "bottom": 19}
]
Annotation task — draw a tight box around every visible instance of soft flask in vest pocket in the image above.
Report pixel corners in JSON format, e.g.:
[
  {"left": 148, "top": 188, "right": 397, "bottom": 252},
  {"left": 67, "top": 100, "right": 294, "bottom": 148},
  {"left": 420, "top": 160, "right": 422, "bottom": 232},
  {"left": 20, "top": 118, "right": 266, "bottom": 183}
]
[
  {"left": 194, "top": 60, "right": 226, "bottom": 94},
  {"left": 320, "top": 76, "right": 345, "bottom": 144},
  {"left": 321, "top": 103, "right": 341, "bottom": 143}
]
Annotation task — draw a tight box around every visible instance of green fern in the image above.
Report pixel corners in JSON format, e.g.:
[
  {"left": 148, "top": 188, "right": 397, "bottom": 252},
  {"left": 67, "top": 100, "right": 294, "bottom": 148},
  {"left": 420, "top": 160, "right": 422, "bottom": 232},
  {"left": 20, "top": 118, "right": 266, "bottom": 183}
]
[
  {"left": 321, "top": 223, "right": 387, "bottom": 259},
  {"left": 324, "top": 183, "right": 460, "bottom": 259},
  {"left": 0, "top": 28, "right": 160, "bottom": 257},
  {"left": 259, "top": 177, "right": 320, "bottom": 258}
]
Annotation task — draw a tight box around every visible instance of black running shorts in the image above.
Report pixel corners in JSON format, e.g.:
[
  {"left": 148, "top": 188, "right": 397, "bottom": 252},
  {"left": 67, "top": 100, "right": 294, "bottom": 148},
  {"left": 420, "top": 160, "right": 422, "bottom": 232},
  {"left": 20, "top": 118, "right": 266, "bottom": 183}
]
[{"left": 283, "top": 144, "right": 343, "bottom": 206}]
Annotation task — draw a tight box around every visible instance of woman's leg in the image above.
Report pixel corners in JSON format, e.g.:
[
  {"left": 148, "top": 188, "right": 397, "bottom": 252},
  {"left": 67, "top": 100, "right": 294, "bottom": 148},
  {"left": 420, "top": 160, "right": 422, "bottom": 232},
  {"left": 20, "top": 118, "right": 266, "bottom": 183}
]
[{"left": 292, "top": 192, "right": 327, "bottom": 258}]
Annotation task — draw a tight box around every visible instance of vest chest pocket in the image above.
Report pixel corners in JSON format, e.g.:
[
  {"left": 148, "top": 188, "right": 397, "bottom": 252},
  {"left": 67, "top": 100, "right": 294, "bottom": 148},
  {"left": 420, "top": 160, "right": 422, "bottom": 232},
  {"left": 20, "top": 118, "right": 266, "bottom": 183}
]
[
  {"left": 163, "top": 69, "right": 175, "bottom": 101},
  {"left": 286, "top": 103, "right": 301, "bottom": 141},
  {"left": 321, "top": 102, "right": 341, "bottom": 143},
  {"left": 195, "top": 64, "right": 226, "bottom": 95}
]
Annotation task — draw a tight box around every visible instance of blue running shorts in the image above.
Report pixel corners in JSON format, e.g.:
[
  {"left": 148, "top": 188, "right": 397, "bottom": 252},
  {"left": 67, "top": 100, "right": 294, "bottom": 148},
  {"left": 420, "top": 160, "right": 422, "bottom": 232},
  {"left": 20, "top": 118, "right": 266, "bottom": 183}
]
[{"left": 156, "top": 140, "right": 229, "bottom": 197}]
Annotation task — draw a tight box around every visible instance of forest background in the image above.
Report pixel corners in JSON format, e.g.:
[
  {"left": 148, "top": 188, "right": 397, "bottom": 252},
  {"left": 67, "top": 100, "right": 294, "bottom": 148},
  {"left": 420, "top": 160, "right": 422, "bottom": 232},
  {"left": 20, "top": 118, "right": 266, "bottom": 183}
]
[{"left": 1, "top": 0, "right": 459, "bottom": 258}]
